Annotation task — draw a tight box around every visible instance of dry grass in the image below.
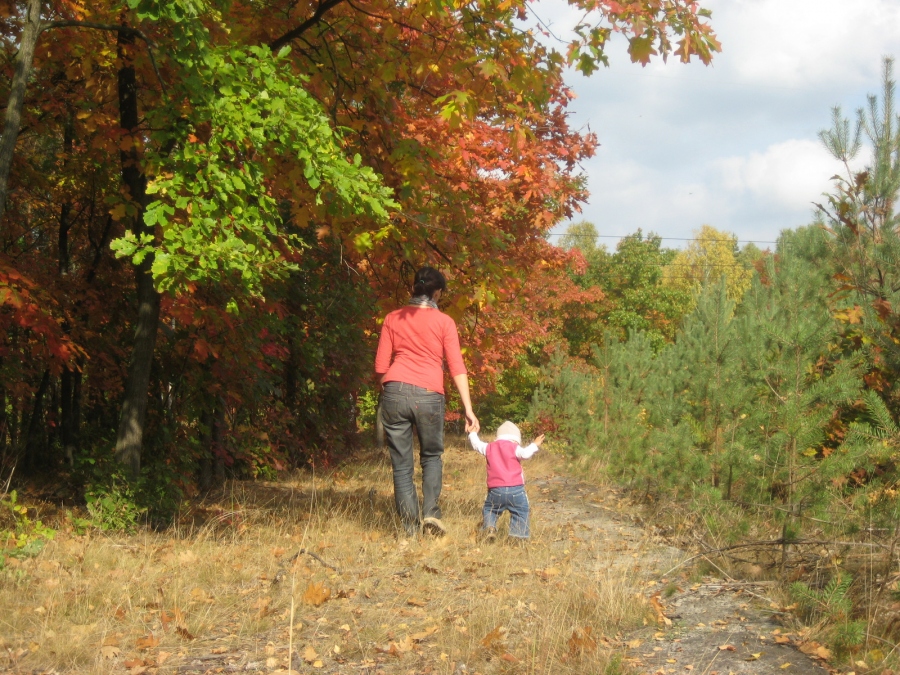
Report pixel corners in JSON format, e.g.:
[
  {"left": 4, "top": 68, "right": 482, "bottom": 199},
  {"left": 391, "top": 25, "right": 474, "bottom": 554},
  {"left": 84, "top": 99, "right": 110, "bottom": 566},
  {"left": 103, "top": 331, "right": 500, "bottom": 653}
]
[{"left": 0, "top": 438, "right": 647, "bottom": 674}]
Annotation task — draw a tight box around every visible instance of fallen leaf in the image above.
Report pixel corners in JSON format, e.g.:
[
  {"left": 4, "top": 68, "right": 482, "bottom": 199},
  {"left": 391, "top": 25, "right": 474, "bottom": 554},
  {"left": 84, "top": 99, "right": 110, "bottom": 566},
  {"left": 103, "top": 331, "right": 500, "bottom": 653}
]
[
  {"left": 175, "top": 626, "right": 195, "bottom": 641},
  {"left": 211, "top": 646, "right": 228, "bottom": 654},
  {"left": 410, "top": 626, "right": 439, "bottom": 641},
  {"left": 815, "top": 646, "right": 831, "bottom": 660},
  {"left": 302, "top": 582, "right": 331, "bottom": 607},
  {"left": 178, "top": 550, "right": 197, "bottom": 564},
  {"left": 304, "top": 646, "right": 318, "bottom": 664},
  {"left": 501, "top": 653, "right": 519, "bottom": 662},
  {"left": 650, "top": 592, "right": 672, "bottom": 626},
  {"left": 775, "top": 636, "right": 791, "bottom": 645},
  {"left": 718, "top": 645, "right": 736, "bottom": 651},
  {"left": 627, "top": 639, "right": 642, "bottom": 649},
  {"left": 99, "top": 645, "right": 120, "bottom": 659},
  {"left": 780, "top": 663, "right": 792, "bottom": 669},
  {"left": 135, "top": 634, "right": 160, "bottom": 651},
  {"left": 568, "top": 627, "right": 597, "bottom": 655},
  {"left": 157, "top": 651, "right": 171, "bottom": 665},
  {"left": 255, "top": 596, "right": 272, "bottom": 617},
  {"left": 798, "top": 642, "right": 820, "bottom": 656},
  {"left": 395, "top": 635, "right": 414, "bottom": 653},
  {"left": 481, "top": 625, "right": 507, "bottom": 649},
  {"left": 123, "top": 658, "right": 147, "bottom": 668},
  {"left": 745, "top": 652, "right": 762, "bottom": 661}
]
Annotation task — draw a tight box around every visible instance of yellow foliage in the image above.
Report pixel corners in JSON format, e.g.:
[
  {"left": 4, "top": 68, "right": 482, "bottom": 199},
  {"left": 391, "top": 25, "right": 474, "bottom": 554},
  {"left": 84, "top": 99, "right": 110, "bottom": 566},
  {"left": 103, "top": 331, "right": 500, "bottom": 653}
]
[{"left": 663, "top": 225, "right": 754, "bottom": 304}]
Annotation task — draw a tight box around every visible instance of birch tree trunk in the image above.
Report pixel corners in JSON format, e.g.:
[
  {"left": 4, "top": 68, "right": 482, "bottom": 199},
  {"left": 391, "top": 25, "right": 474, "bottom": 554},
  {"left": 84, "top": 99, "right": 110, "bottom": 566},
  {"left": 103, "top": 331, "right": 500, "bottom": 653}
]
[{"left": 0, "top": 0, "right": 42, "bottom": 226}]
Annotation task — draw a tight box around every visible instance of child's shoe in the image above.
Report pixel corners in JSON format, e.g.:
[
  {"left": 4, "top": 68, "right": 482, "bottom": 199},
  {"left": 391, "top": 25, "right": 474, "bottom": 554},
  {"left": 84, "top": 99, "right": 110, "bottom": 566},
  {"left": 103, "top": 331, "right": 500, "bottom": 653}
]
[{"left": 481, "top": 526, "right": 497, "bottom": 543}]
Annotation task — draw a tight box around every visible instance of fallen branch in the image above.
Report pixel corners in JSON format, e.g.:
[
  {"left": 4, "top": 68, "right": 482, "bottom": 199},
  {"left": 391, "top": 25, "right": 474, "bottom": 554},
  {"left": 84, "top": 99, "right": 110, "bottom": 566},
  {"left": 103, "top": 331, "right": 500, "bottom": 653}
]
[
  {"left": 662, "top": 536, "right": 887, "bottom": 578},
  {"left": 273, "top": 548, "right": 340, "bottom": 585}
]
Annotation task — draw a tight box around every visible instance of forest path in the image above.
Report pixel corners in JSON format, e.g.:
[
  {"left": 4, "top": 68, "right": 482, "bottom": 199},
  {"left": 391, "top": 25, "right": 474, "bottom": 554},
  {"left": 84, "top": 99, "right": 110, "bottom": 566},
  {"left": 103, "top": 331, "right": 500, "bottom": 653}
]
[
  {"left": 530, "top": 473, "right": 829, "bottom": 675},
  {"left": 1, "top": 443, "right": 833, "bottom": 675}
]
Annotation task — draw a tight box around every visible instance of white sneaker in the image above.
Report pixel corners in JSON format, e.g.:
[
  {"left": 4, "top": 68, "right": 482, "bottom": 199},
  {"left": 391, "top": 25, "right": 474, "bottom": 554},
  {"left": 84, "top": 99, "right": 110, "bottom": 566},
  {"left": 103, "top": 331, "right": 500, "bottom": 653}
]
[{"left": 423, "top": 517, "right": 446, "bottom": 537}]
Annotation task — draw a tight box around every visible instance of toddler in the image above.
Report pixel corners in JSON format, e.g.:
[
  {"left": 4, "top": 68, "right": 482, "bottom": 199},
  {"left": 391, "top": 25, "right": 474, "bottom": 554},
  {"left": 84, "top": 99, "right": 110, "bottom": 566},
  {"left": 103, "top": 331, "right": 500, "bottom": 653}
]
[{"left": 469, "top": 421, "right": 544, "bottom": 542}]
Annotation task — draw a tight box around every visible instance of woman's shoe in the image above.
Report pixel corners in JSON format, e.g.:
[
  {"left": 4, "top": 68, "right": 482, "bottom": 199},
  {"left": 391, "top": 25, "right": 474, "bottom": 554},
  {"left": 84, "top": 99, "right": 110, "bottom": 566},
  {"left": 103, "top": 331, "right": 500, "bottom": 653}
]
[{"left": 423, "top": 517, "right": 447, "bottom": 537}]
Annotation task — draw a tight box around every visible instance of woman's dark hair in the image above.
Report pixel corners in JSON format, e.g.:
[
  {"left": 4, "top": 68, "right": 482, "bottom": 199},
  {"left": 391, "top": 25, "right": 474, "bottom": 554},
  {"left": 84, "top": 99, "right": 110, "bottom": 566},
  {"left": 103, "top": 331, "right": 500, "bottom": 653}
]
[{"left": 412, "top": 266, "right": 447, "bottom": 299}]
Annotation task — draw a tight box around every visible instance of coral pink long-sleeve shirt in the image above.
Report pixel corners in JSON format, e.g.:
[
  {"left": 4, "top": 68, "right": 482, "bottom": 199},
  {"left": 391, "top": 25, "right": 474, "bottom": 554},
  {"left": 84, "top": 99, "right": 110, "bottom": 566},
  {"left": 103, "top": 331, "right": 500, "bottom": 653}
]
[{"left": 374, "top": 306, "right": 467, "bottom": 395}]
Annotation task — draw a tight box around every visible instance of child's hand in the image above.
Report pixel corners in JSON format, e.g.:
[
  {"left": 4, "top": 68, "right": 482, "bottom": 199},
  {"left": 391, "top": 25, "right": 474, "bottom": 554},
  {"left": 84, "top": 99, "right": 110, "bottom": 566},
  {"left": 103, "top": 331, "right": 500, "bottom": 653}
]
[{"left": 533, "top": 434, "right": 545, "bottom": 447}]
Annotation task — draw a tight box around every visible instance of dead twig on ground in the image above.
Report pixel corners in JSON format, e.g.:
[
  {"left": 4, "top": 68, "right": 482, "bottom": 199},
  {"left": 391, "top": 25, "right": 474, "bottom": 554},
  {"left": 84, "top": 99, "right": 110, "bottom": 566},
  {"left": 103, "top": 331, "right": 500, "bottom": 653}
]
[{"left": 273, "top": 548, "right": 341, "bottom": 585}]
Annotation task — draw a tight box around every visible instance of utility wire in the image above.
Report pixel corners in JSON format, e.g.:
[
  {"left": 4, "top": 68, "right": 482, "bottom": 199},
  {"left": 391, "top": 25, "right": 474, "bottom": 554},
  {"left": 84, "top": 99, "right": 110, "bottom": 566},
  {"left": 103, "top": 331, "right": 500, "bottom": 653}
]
[{"left": 547, "top": 232, "right": 779, "bottom": 245}]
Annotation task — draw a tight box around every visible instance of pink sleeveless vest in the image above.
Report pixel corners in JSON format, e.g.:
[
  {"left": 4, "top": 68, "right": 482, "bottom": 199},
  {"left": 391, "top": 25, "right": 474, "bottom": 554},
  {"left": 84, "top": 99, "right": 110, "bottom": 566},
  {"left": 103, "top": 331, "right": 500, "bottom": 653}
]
[{"left": 485, "top": 439, "right": 525, "bottom": 488}]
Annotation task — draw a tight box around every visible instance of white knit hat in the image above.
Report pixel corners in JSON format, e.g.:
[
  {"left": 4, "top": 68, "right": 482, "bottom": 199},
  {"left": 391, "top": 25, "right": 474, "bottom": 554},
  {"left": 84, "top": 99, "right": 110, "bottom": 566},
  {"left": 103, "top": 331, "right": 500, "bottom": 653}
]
[{"left": 496, "top": 421, "right": 522, "bottom": 444}]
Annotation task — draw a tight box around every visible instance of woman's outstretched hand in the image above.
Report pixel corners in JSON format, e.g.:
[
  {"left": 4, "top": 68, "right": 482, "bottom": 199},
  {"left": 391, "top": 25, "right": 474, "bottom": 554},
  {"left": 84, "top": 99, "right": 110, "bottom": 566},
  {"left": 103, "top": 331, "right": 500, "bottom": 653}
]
[{"left": 465, "top": 409, "right": 480, "bottom": 434}]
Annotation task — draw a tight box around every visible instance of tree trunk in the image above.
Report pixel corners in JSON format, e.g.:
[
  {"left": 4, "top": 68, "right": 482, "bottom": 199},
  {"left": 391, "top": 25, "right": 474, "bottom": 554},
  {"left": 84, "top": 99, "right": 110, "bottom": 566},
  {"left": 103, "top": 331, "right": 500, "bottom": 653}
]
[
  {"left": 0, "top": 0, "right": 42, "bottom": 226},
  {"left": 0, "top": 358, "right": 6, "bottom": 454},
  {"left": 60, "top": 366, "right": 81, "bottom": 465},
  {"left": 113, "top": 27, "right": 161, "bottom": 478},
  {"left": 212, "top": 400, "right": 226, "bottom": 484},
  {"left": 25, "top": 369, "right": 50, "bottom": 466}
]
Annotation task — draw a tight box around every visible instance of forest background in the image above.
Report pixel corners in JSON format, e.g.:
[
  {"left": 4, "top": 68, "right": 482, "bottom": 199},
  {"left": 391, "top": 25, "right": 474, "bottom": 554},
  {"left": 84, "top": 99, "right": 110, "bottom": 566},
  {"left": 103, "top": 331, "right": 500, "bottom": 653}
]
[{"left": 3, "top": 0, "right": 900, "bottom": 665}]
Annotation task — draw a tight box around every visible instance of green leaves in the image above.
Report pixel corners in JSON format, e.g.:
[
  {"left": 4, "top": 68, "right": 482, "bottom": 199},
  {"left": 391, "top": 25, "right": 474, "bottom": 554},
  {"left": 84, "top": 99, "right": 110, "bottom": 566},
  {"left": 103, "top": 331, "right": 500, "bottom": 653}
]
[{"left": 110, "top": 19, "right": 396, "bottom": 297}]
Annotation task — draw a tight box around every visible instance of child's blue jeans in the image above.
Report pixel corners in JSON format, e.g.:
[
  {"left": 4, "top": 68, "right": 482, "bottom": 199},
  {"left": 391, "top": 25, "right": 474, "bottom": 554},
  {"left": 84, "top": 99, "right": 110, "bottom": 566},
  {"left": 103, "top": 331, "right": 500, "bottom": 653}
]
[{"left": 483, "top": 485, "right": 530, "bottom": 539}]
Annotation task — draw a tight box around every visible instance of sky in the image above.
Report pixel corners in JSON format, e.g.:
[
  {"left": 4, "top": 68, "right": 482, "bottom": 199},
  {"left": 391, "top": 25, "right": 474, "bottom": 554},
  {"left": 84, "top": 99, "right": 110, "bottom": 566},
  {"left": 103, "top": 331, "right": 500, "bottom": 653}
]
[{"left": 538, "top": 0, "right": 900, "bottom": 250}]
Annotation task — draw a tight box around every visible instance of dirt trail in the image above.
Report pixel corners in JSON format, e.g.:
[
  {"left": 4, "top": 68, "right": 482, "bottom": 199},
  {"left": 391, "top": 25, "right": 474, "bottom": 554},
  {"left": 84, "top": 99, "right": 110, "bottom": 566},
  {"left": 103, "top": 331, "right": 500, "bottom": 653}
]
[
  {"left": 2, "top": 447, "right": 835, "bottom": 675},
  {"left": 530, "top": 473, "right": 829, "bottom": 675}
]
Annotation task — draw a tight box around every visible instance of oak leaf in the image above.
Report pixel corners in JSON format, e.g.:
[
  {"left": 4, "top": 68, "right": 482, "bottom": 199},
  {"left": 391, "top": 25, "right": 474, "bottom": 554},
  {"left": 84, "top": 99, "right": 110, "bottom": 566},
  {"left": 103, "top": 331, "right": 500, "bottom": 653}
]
[
  {"left": 481, "top": 625, "right": 507, "bottom": 650},
  {"left": 302, "top": 581, "right": 330, "bottom": 606},
  {"left": 100, "top": 645, "right": 120, "bottom": 659},
  {"left": 135, "top": 634, "right": 160, "bottom": 650},
  {"left": 410, "top": 626, "right": 439, "bottom": 641},
  {"left": 649, "top": 592, "right": 672, "bottom": 626},
  {"left": 568, "top": 626, "right": 598, "bottom": 655}
]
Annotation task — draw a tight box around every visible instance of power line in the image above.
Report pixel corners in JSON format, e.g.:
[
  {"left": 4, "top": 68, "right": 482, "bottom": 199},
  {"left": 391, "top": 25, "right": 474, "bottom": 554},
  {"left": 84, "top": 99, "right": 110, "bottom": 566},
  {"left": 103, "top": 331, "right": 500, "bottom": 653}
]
[{"left": 547, "top": 232, "right": 779, "bottom": 245}]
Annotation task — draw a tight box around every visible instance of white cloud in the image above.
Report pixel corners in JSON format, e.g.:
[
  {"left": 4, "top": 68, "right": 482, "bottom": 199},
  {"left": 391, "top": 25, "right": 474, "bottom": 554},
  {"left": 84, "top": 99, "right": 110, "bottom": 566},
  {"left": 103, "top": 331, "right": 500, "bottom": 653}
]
[
  {"left": 705, "top": 0, "right": 900, "bottom": 88},
  {"left": 537, "top": 0, "right": 898, "bottom": 244},
  {"left": 715, "top": 139, "right": 839, "bottom": 211}
]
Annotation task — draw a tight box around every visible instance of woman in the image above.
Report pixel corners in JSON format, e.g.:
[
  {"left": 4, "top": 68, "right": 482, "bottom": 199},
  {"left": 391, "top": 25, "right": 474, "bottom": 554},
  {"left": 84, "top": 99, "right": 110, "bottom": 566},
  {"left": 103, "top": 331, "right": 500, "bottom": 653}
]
[{"left": 374, "top": 267, "right": 479, "bottom": 537}]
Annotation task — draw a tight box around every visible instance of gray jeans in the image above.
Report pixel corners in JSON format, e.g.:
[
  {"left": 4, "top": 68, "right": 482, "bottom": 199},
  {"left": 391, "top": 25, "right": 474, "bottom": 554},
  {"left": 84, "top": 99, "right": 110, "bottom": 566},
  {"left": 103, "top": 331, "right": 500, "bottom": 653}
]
[{"left": 381, "top": 381, "right": 445, "bottom": 535}]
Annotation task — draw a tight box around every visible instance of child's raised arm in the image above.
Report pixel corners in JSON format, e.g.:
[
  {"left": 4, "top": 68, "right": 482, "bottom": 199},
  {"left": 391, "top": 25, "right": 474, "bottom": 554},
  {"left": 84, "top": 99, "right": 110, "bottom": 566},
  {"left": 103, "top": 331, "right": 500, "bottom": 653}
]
[
  {"left": 515, "top": 434, "right": 544, "bottom": 459},
  {"left": 468, "top": 431, "right": 488, "bottom": 456}
]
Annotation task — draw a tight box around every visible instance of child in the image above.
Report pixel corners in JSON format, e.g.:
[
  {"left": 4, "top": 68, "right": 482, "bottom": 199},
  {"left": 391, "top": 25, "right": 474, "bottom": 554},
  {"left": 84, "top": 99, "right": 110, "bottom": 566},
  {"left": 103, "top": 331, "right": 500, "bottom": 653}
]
[{"left": 469, "top": 421, "right": 544, "bottom": 542}]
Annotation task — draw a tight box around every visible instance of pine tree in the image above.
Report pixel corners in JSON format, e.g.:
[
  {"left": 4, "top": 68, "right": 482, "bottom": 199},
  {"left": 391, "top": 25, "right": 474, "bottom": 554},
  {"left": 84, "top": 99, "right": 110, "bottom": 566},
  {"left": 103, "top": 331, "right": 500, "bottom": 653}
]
[{"left": 737, "top": 231, "right": 861, "bottom": 569}]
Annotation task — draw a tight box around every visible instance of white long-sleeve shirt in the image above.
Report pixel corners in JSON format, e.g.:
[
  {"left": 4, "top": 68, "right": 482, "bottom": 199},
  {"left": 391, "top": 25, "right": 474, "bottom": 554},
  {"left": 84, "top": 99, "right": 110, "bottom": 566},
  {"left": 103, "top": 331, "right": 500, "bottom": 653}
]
[
  {"left": 469, "top": 432, "right": 539, "bottom": 488},
  {"left": 468, "top": 432, "right": 540, "bottom": 459}
]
